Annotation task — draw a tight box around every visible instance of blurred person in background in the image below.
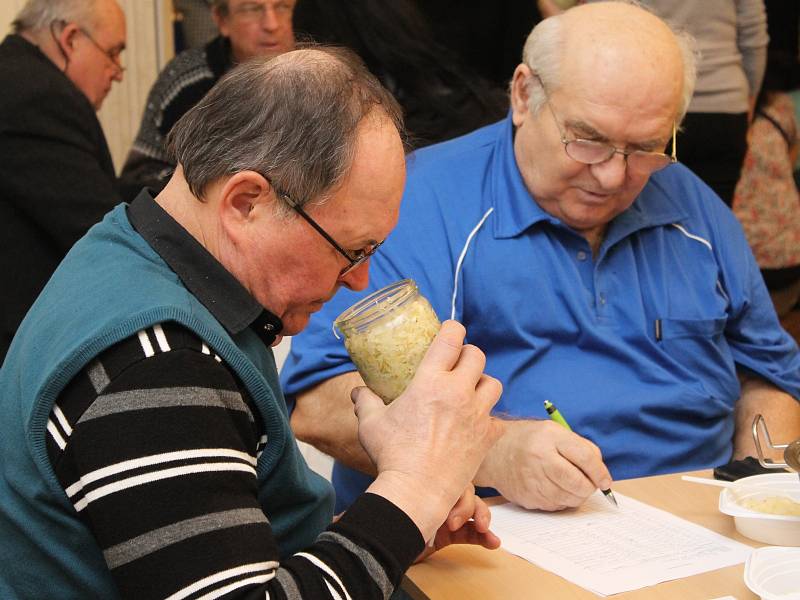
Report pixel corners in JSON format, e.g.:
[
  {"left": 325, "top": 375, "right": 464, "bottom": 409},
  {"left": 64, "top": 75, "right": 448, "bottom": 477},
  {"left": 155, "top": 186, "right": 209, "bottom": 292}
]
[
  {"left": 0, "top": 0, "right": 126, "bottom": 363},
  {"left": 292, "top": 0, "right": 508, "bottom": 149},
  {"left": 119, "top": 0, "right": 295, "bottom": 200},
  {"left": 733, "top": 47, "right": 800, "bottom": 317},
  {"left": 761, "top": 0, "right": 800, "bottom": 190},
  {"left": 636, "top": 0, "right": 769, "bottom": 207}
]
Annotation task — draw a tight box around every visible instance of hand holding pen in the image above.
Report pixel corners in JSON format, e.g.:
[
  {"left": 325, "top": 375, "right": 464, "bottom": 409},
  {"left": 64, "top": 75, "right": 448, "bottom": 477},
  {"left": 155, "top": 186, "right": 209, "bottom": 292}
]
[{"left": 544, "top": 400, "right": 618, "bottom": 507}]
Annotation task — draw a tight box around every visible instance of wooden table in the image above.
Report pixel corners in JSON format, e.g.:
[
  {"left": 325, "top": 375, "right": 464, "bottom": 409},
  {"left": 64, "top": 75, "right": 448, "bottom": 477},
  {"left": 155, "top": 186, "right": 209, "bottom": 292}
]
[{"left": 403, "top": 470, "right": 764, "bottom": 599}]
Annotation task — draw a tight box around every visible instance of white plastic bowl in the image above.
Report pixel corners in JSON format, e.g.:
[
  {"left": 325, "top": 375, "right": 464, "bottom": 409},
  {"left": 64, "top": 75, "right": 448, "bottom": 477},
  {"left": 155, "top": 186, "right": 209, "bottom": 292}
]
[
  {"left": 718, "top": 473, "right": 800, "bottom": 546},
  {"left": 744, "top": 546, "right": 800, "bottom": 600}
]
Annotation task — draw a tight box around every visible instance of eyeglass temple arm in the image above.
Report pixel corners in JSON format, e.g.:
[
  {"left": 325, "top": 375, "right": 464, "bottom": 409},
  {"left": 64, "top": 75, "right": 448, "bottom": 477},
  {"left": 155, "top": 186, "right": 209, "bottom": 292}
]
[
  {"left": 281, "top": 190, "right": 356, "bottom": 262},
  {"left": 670, "top": 122, "right": 677, "bottom": 161}
]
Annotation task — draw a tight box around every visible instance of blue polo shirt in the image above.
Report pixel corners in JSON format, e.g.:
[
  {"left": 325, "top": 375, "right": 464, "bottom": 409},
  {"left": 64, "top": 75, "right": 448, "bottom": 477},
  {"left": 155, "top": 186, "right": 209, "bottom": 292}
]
[{"left": 282, "top": 113, "right": 800, "bottom": 512}]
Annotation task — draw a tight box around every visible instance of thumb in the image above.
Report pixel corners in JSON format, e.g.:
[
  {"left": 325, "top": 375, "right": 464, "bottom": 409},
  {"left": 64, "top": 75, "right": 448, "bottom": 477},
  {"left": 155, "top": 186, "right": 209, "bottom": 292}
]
[{"left": 351, "top": 385, "right": 385, "bottom": 422}]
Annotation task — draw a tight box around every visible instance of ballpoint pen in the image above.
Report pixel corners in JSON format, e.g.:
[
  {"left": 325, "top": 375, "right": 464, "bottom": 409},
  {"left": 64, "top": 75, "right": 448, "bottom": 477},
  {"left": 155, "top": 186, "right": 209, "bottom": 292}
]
[{"left": 543, "top": 399, "right": 619, "bottom": 507}]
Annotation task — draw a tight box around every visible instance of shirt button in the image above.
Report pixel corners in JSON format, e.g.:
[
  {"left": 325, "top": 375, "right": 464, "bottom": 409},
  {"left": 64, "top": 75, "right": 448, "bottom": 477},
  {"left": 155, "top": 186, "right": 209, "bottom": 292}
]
[
  {"left": 264, "top": 323, "right": 274, "bottom": 331},
  {"left": 577, "top": 251, "right": 587, "bottom": 261},
  {"left": 599, "top": 294, "right": 607, "bottom": 305}
]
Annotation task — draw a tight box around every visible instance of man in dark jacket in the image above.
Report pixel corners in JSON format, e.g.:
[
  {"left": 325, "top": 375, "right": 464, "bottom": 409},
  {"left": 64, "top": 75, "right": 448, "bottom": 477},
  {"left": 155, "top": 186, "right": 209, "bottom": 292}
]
[{"left": 0, "top": 0, "right": 127, "bottom": 362}]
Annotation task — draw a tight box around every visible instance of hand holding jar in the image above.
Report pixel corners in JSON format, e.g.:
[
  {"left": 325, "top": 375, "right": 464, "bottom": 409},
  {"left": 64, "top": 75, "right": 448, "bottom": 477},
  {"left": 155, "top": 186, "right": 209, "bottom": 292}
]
[{"left": 350, "top": 318, "right": 505, "bottom": 544}]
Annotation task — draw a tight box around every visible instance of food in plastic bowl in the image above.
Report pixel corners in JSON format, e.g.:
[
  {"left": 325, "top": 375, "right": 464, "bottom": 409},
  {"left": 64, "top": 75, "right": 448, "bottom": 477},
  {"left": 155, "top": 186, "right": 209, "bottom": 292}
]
[{"left": 719, "top": 473, "right": 800, "bottom": 546}]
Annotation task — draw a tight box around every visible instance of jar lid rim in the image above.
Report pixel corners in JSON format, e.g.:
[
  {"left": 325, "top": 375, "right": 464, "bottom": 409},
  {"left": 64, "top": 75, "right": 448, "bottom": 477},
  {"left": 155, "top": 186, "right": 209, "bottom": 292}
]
[{"left": 334, "top": 278, "right": 418, "bottom": 331}]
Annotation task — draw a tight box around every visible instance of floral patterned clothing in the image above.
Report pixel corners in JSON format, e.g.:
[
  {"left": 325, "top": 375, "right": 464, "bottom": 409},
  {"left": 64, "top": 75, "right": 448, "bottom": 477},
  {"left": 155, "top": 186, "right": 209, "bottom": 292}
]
[{"left": 733, "top": 92, "right": 800, "bottom": 269}]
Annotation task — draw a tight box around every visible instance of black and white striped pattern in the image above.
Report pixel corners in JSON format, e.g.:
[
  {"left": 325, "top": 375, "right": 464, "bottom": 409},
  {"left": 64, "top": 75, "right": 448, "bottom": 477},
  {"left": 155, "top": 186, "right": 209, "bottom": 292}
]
[
  {"left": 65, "top": 447, "right": 257, "bottom": 513},
  {"left": 129, "top": 45, "right": 216, "bottom": 163},
  {"left": 47, "top": 322, "right": 421, "bottom": 599}
]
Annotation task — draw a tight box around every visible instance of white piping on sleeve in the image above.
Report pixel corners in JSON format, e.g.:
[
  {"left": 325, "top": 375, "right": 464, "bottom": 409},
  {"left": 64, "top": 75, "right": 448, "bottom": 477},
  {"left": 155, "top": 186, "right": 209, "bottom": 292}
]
[
  {"left": 450, "top": 208, "right": 494, "bottom": 321},
  {"left": 670, "top": 223, "right": 729, "bottom": 303},
  {"left": 670, "top": 223, "right": 712, "bottom": 251}
]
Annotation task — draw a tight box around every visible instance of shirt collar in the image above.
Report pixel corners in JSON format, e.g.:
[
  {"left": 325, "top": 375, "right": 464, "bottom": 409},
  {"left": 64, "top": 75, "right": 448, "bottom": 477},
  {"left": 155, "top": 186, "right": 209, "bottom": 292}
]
[
  {"left": 488, "top": 112, "right": 688, "bottom": 241},
  {"left": 490, "top": 113, "right": 554, "bottom": 239},
  {"left": 127, "top": 189, "right": 283, "bottom": 346},
  {"left": 205, "top": 35, "right": 234, "bottom": 78}
]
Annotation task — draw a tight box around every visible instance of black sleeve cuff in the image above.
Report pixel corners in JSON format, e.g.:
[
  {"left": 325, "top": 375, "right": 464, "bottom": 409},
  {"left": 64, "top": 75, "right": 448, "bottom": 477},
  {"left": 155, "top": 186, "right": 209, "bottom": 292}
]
[{"left": 331, "top": 492, "right": 425, "bottom": 582}]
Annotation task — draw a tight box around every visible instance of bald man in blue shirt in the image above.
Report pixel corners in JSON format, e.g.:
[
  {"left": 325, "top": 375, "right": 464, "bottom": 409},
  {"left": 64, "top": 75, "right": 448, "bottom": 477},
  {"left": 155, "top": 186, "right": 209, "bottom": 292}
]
[{"left": 281, "top": 1, "right": 800, "bottom": 513}]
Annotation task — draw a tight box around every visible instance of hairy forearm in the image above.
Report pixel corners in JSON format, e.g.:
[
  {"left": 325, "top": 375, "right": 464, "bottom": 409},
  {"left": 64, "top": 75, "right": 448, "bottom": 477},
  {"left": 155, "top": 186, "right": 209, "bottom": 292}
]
[
  {"left": 290, "top": 371, "right": 377, "bottom": 475},
  {"left": 734, "top": 376, "right": 800, "bottom": 461}
]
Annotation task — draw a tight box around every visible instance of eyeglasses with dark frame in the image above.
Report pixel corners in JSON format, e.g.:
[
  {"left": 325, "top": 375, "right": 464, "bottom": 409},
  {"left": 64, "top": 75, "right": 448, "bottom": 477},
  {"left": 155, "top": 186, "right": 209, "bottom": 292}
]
[
  {"left": 77, "top": 26, "right": 125, "bottom": 75},
  {"left": 277, "top": 188, "right": 384, "bottom": 278},
  {"left": 536, "top": 76, "right": 677, "bottom": 174}
]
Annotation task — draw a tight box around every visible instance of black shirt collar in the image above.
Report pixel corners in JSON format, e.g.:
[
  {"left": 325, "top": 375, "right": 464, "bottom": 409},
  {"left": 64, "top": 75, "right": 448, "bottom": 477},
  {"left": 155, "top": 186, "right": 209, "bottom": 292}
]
[
  {"left": 127, "top": 189, "right": 283, "bottom": 346},
  {"left": 205, "top": 35, "right": 234, "bottom": 79}
]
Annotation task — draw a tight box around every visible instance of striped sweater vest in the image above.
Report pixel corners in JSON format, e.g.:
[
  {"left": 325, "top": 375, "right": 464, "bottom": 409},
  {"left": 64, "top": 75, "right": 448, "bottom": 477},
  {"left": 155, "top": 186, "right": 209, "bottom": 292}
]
[{"left": 0, "top": 203, "right": 334, "bottom": 598}]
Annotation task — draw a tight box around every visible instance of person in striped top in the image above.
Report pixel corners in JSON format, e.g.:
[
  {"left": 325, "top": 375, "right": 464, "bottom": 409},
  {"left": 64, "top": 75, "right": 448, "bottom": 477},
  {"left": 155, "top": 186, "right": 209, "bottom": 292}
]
[{"left": 0, "top": 45, "right": 504, "bottom": 599}]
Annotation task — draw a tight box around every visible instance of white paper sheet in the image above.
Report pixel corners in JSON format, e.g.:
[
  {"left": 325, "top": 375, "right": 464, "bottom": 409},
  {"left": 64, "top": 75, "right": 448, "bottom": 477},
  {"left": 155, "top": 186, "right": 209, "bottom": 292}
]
[{"left": 490, "top": 491, "right": 753, "bottom": 596}]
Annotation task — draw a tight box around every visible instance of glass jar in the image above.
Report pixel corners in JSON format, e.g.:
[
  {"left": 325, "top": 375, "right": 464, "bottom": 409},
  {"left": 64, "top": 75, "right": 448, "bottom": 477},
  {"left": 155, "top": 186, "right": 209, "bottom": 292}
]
[{"left": 334, "top": 279, "right": 441, "bottom": 404}]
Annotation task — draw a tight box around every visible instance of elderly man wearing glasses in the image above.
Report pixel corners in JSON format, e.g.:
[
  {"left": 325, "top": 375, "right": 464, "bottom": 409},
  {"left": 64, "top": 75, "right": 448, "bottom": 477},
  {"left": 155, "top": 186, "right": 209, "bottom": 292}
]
[
  {"left": 283, "top": 0, "right": 800, "bottom": 514},
  {"left": 0, "top": 47, "right": 505, "bottom": 598},
  {"left": 0, "top": 0, "right": 126, "bottom": 363},
  {"left": 119, "top": 0, "right": 296, "bottom": 201}
]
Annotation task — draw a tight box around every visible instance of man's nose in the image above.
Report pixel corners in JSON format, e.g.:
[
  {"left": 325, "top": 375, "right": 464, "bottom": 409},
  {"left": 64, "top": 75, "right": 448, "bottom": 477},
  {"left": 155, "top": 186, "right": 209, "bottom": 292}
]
[
  {"left": 260, "top": 6, "right": 280, "bottom": 30},
  {"left": 338, "top": 260, "right": 371, "bottom": 292},
  {"left": 589, "top": 152, "right": 628, "bottom": 190}
]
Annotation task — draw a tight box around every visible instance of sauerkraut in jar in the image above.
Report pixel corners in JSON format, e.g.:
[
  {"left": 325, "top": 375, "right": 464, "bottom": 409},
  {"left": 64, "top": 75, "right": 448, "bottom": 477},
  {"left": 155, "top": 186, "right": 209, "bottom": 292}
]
[{"left": 334, "top": 279, "right": 440, "bottom": 404}]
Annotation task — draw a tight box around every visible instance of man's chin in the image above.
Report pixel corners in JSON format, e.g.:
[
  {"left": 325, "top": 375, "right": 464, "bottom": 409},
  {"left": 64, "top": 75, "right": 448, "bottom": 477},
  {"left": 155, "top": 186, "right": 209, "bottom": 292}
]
[
  {"left": 280, "top": 314, "right": 312, "bottom": 337},
  {"left": 280, "top": 301, "right": 331, "bottom": 336}
]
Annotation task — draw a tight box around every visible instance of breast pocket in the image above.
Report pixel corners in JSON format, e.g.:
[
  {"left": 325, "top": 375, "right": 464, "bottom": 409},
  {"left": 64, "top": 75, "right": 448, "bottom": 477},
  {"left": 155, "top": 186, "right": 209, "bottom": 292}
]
[
  {"left": 658, "top": 315, "right": 738, "bottom": 403},
  {"left": 659, "top": 316, "right": 726, "bottom": 340}
]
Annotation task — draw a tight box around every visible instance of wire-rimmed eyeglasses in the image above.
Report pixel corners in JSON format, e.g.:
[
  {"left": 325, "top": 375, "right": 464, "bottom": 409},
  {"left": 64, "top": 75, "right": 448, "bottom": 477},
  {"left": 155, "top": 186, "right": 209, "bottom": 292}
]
[
  {"left": 77, "top": 26, "right": 125, "bottom": 75},
  {"left": 538, "top": 77, "right": 676, "bottom": 174},
  {"left": 278, "top": 189, "right": 384, "bottom": 278}
]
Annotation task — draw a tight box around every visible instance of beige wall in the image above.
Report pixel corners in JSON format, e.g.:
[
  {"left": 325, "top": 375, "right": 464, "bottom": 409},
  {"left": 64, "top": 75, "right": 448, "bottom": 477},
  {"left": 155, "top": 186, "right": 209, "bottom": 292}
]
[
  {"left": 0, "top": 1, "right": 27, "bottom": 31},
  {"left": 2, "top": 0, "right": 174, "bottom": 173}
]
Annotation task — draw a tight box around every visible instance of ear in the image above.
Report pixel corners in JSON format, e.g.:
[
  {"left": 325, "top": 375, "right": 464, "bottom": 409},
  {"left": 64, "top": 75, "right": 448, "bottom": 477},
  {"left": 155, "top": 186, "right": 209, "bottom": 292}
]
[
  {"left": 510, "top": 64, "right": 535, "bottom": 127},
  {"left": 55, "top": 22, "right": 82, "bottom": 61},
  {"left": 217, "top": 171, "right": 274, "bottom": 231}
]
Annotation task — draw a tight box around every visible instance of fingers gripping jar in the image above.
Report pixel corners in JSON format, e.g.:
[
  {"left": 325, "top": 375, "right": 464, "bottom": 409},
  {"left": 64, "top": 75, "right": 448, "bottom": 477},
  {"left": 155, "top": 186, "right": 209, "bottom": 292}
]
[{"left": 334, "top": 279, "right": 441, "bottom": 404}]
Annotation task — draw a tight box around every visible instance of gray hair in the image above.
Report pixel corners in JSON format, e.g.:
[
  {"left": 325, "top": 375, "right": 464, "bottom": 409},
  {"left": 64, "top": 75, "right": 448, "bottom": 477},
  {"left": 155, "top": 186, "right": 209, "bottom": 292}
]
[
  {"left": 12, "top": 0, "right": 99, "bottom": 34},
  {"left": 519, "top": 0, "right": 698, "bottom": 123},
  {"left": 168, "top": 45, "right": 404, "bottom": 215}
]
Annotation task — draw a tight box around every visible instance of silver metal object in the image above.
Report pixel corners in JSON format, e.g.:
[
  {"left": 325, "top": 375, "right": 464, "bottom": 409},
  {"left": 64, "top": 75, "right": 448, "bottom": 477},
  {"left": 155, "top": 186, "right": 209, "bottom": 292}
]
[{"left": 752, "top": 414, "right": 800, "bottom": 473}]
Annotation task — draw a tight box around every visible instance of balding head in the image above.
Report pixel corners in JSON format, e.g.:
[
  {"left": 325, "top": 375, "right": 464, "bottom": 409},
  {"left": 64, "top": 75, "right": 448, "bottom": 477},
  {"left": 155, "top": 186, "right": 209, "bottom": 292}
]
[
  {"left": 169, "top": 45, "right": 404, "bottom": 209},
  {"left": 14, "top": 0, "right": 126, "bottom": 110},
  {"left": 520, "top": 0, "right": 697, "bottom": 123},
  {"left": 14, "top": 0, "right": 100, "bottom": 34},
  {"left": 507, "top": 1, "right": 699, "bottom": 244}
]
